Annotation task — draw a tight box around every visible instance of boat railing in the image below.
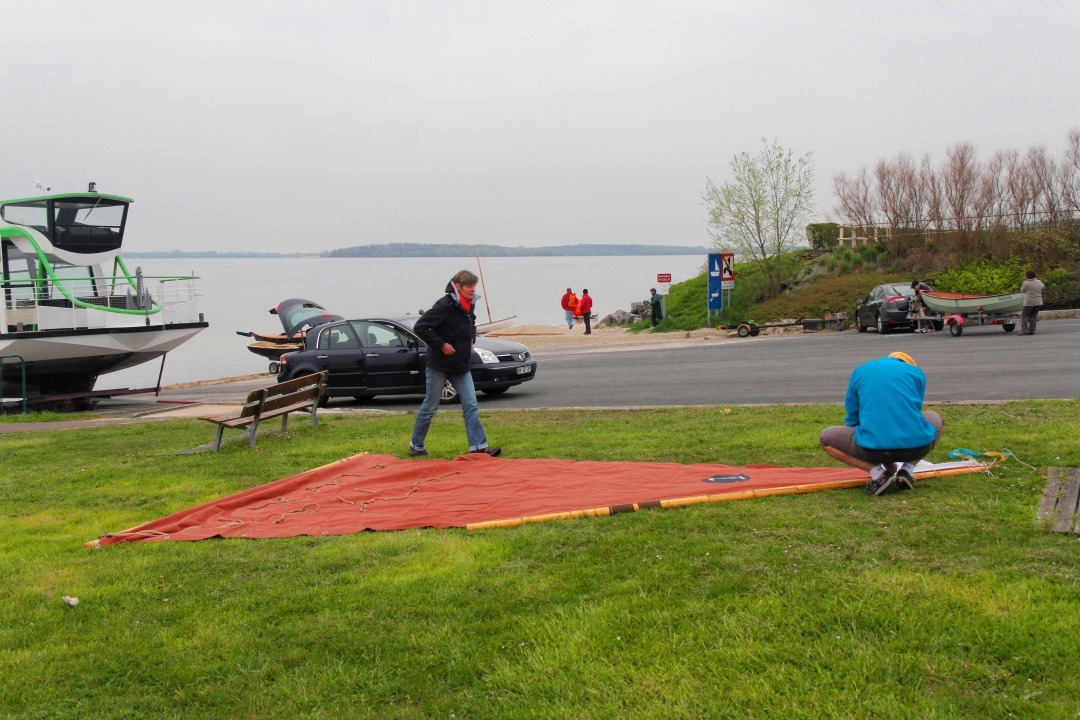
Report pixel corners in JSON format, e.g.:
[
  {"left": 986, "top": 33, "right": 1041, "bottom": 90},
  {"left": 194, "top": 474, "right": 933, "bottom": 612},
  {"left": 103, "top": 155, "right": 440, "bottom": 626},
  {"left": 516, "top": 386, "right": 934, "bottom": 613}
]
[{"left": 1, "top": 274, "right": 203, "bottom": 332}]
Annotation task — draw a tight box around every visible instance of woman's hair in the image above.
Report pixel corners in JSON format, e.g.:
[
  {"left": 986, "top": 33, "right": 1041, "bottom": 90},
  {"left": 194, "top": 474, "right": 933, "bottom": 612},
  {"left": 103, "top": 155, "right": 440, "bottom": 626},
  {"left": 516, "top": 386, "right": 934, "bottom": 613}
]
[
  {"left": 451, "top": 270, "right": 479, "bottom": 286},
  {"left": 1026, "top": 269, "right": 1037, "bottom": 279}
]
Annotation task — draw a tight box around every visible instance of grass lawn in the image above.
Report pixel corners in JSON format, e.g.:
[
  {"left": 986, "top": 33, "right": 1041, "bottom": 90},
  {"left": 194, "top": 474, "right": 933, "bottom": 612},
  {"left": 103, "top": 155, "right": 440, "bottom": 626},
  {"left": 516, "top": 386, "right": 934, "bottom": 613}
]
[{"left": 1, "top": 401, "right": 1077, "bottom": 719}]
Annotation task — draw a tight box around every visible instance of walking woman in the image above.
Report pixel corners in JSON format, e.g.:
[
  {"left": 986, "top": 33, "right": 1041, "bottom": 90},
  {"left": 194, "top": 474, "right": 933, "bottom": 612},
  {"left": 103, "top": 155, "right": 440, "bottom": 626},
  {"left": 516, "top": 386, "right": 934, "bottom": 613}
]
[{"left": 408, "top": 270, "right": 501, "bottom": 457}]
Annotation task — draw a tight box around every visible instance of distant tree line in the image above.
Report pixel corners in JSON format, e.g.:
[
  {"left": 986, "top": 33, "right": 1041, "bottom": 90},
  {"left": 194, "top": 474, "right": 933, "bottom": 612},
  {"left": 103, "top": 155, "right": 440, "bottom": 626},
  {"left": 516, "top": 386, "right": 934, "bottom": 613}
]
[{"left": 323, "top": 243, "right": 708, "bottom": 258}]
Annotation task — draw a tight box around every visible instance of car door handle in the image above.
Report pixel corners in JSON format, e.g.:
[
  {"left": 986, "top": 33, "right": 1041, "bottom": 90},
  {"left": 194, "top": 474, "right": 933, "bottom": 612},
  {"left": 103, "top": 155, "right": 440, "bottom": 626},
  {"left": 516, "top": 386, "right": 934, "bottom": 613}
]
[
  {"left": 316, "top": 355, "right": 328, "bottom": 360},
  {"left": 366, "top": 353, "right": 379, "bottom": 358}
]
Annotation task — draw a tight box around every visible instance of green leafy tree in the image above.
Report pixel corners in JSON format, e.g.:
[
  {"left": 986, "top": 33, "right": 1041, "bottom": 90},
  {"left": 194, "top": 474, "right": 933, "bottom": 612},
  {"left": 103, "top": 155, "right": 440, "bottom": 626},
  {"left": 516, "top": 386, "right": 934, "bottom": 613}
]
[{"left": 703, "top": 139, "right": 815, "bottom": 299}]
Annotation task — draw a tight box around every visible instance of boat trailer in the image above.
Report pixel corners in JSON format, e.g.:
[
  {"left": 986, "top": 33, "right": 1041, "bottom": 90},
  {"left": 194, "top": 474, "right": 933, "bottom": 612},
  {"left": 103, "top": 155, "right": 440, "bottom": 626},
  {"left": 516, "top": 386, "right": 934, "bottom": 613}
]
[
  {"left": 723, "top": 312, "right": 849, "bottom": 338},
  {"left": 940, "top": 309, "right": 1020, "bottom": 337}
]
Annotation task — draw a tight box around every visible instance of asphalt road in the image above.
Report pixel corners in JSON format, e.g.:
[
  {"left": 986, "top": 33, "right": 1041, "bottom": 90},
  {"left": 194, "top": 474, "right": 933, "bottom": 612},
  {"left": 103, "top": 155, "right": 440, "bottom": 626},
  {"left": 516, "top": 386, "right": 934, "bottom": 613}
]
[{"left": 109, "top": 316, "right": 1079, "bottom": 414}]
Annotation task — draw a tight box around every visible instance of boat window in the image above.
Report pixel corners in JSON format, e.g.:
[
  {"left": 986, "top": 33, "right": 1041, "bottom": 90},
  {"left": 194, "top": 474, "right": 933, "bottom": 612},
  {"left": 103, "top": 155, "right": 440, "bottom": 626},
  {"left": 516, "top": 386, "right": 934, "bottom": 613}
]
[
  {"left": 2, "top": 241, "right": 40, "bottom": 307},
  {"left": 0, "top": 201, "right": 49, "bottom": 235},
  {"left": 51, "top": 198, "right": 125, "bottom": 254}
]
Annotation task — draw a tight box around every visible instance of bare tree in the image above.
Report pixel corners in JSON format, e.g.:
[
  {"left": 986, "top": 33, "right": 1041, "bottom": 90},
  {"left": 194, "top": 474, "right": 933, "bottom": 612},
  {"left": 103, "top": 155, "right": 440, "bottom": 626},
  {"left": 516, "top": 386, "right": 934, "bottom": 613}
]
[
  {"left": 1062, "top": 127, "right": 1079, "bottom": 214},
  {"left": 703, "top": 139, "right": 815, "bottom": 299},
  {"left": 833, "top": 167, "right": 877, "bottom": 233}
]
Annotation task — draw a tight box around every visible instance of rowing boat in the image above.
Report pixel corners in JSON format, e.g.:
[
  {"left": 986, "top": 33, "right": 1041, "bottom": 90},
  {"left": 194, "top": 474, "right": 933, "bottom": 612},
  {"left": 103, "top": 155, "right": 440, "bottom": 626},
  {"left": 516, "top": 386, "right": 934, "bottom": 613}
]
[{"left": 919, "top": 291, "right": 1025, "bottom": 316}]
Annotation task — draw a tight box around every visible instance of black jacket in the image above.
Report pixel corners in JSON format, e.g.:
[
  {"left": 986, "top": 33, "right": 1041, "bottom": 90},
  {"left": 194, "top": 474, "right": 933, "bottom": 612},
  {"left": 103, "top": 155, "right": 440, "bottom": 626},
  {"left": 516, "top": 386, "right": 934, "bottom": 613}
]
[{"left": 414, "top": 290, "right": 477, "bottom": 373}]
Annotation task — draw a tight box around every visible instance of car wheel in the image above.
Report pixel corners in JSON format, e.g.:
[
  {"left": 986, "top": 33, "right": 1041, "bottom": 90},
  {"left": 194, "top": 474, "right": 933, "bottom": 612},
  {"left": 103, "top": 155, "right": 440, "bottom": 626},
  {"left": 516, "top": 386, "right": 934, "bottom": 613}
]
[
  {"left": 933, "top": 320, "right": 944, "bottom": 332},
  {"left": 856, "top": 311, "right": 867, "bottom": 333},
  {"left": 439, "top": 379, "right": 460, "bottom": 404},
  {"left": 482, "top": 387, "right": 509, "bottom": 397},
  {"left": 877, "top": 313, "right": 890, "bottom": 334},
  {"left": 1003, "top": 323, "right": 1015, "bottom": 333}
]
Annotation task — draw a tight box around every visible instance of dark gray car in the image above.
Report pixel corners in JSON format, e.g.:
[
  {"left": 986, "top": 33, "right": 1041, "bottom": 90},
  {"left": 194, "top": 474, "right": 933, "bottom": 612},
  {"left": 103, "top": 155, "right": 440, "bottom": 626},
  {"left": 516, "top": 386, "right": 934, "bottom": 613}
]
[
  {"left": 855, "top": 283, "right": 943, "bottom": 334},
  {"left": 275, "top": 316, "right": 536, "bottom": 404}
]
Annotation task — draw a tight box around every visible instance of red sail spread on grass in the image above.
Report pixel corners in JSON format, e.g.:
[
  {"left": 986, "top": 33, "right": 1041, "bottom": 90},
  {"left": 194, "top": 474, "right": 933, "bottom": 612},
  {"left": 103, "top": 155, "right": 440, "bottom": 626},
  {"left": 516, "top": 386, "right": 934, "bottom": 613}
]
[{"left": 93, "top": 454, "right": 872, "bottom": 545}]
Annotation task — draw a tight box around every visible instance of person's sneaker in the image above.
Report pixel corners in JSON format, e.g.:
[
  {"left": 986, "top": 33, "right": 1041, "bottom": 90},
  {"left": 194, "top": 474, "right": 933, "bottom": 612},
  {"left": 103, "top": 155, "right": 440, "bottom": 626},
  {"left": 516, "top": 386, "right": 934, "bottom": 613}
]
[
  {"left": 407, "top": 446, "right": 428, "bottom": 458},
  {"left": 470, "top": 446, "right": 502, "bottom": 457},
  {"left": 864, "top": 472, "right": 896, "bottom": 497},
  {"left": 895, "top": 467, "right": 916, "bottom": 490}
]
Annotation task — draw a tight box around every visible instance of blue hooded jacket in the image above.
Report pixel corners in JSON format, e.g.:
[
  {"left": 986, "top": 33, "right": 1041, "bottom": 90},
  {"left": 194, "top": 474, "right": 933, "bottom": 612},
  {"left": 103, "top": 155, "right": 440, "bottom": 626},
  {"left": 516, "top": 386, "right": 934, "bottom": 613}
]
[{"left": 845, "top": 356, "right": 937, "bottom": 450}]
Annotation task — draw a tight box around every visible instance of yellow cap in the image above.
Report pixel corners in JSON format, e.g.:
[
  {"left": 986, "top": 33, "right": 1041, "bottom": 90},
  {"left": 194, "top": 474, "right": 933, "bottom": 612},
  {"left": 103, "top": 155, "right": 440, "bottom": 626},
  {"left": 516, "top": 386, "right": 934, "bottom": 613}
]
[{"left": 888, "top": 351, "right": 917, "bottom": 366}]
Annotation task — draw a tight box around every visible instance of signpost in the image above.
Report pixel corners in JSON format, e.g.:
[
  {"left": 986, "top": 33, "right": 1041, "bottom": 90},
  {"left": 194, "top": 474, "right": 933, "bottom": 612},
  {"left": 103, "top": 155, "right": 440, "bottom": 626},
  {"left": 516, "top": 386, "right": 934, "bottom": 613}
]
[{"left": 707, "top": 253, "right": 735, "bottom": 325}]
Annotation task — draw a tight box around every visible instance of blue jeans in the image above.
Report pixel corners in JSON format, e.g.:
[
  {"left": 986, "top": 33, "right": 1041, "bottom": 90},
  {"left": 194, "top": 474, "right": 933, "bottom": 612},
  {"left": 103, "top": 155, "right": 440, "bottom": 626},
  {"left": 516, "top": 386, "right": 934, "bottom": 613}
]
[
  {"left": 410, "top": 368, "right": 488, "bottom": 452},
  {"left": 564, "top": 310, "right": 574, "bottom": 329}
]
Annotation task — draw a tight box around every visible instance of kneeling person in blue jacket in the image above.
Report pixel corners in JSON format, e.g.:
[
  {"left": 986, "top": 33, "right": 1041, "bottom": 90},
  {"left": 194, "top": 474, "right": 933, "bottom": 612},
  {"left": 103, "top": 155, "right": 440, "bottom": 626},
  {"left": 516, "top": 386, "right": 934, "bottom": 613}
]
[{"left": 820, "top": 352, "right": 942, "bottom": 496}]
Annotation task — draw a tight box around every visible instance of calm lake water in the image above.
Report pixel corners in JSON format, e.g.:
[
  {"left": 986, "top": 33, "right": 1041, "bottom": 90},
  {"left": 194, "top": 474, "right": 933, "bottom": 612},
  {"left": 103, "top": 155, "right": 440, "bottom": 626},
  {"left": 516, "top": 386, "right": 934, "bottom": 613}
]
[{"left": 107, "top": 255, "right": 706, "bottom": 387}]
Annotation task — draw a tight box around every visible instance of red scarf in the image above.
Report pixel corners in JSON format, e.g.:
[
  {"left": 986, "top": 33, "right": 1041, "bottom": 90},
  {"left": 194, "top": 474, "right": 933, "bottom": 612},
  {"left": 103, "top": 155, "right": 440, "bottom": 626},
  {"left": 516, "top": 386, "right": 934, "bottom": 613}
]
[{"left": 457, "top": 292, "right": 471, "bottom": 313}]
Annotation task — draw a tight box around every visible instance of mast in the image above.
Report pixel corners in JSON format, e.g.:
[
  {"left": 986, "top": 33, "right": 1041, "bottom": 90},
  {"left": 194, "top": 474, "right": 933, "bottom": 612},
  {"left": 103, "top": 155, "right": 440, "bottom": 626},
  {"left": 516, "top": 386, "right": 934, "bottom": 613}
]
[{"left": 475, "top": 250, "right": 493, "bottom": 323}]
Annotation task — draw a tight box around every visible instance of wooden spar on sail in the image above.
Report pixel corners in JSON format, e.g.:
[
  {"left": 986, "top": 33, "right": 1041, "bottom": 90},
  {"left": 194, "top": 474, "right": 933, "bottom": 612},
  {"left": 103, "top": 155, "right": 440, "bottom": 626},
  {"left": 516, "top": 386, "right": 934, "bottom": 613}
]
[{"left": 475, "top": 250, "right": 494, "bottom": 323}]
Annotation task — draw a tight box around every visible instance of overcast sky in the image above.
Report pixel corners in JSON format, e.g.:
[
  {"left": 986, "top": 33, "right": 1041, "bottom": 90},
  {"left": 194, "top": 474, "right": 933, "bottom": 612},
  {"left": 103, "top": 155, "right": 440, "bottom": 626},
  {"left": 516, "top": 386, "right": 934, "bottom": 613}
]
[{"left": 3, "top": 1, "right": 1077, "bottom": 253}]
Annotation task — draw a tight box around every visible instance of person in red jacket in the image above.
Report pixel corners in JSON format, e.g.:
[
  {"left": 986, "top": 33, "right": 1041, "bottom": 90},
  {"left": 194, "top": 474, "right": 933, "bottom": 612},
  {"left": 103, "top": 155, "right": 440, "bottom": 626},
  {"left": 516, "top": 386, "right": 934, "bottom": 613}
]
[
  {"left": 560, "top": 288, "right": 575, "bottom": 329},
  {"left": 578, "top": 289, "right": 594, "bottom": 334}
]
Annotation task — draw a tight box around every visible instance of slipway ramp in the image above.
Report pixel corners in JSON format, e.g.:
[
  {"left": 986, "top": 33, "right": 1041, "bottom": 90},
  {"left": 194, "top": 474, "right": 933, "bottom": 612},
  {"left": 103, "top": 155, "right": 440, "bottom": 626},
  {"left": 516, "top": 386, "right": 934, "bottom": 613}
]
[{"left": 91, "top": 454, "right": 987, "bottom": 546}]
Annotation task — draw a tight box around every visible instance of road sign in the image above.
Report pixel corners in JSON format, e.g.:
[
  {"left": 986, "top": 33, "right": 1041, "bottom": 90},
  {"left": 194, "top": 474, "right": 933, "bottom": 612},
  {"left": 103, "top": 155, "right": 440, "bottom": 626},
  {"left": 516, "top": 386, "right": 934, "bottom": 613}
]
[
  {"left": 719, "top": 253, "right": 735, "bottom": 290},
  {"left": 707, "top": 253, "right": 724, "bottom": 310},
  {"left": 657, "top": 273, "right": 671, "bottom": 283}
]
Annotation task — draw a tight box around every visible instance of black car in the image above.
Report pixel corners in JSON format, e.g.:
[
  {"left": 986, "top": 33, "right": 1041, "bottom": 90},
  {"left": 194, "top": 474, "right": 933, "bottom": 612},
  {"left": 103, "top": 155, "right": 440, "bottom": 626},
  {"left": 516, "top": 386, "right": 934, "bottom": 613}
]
[
  {"left": 855, "top": 283, "right": 943, "bottom": 334},
  {"left": 275, "top": 316, "right": 536, "bottom": 403}
]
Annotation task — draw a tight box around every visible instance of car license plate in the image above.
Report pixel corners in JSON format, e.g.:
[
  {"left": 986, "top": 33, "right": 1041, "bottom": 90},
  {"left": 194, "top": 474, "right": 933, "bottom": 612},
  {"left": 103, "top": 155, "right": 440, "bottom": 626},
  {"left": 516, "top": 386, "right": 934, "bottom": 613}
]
[{"left": 516, "top": 366, "right": 532, "bottom": 375}]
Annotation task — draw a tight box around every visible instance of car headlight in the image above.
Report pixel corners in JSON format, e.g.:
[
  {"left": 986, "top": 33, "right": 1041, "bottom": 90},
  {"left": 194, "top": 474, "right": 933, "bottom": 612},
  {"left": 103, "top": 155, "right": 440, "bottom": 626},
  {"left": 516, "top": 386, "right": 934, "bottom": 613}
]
[{"left": 475, "top": 348, "right": 499, "bottom": 364}]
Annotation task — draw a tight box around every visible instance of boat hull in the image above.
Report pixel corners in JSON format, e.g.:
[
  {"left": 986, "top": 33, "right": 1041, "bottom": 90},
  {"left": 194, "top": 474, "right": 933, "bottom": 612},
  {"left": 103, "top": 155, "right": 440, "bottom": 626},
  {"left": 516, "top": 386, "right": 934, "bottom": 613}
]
[
  {"left": 919, "top": 291, "right": 1025, "bottom": 316},
  {"left": 0, "top": 323, "right": 207, "bottom": 393},
  {"left": 477, "top": 316, "right": 518, "bottom": 335}
]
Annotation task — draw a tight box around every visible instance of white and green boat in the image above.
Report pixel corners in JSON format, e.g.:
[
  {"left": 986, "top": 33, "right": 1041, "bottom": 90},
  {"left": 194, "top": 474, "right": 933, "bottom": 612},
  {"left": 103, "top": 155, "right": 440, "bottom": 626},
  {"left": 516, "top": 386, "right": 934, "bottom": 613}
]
[{"left": 0, "top": 188, "right": 208, "bottom": 400}]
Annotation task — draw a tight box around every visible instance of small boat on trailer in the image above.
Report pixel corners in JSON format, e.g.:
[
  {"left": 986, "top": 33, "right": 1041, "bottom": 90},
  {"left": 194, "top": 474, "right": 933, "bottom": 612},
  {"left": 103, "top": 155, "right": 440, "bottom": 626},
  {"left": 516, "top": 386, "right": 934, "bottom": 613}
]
[
  {"left": 918, "top": 291, "right": 1024, "bottom": 336},
  {"left": 0, "top": 188, "right": 208, "bottom": 406},
  {"left": 918, "top": 291, "right": 1025, "bottom": 316}
]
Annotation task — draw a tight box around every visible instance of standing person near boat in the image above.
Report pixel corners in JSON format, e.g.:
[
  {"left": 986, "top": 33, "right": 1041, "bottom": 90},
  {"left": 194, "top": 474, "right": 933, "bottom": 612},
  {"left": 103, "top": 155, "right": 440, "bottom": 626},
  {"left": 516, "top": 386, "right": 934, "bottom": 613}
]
[
  {"left": 649, "top": 288, "right": 662, "bottom": 326},
  {"left": 910, "top": 279, "right": 933, "bottom": 332},
  {"left": 560, "top": 288, "right": 576, "bottom": 329},
  {"left": 819, "top": 352, "right": 943, "bottom": 497},
  {"left": 1020, "top": 269, "right": 1045, "bottom": 335},
  {"left": 578, "top": 289, "right": 594, "bottom": 335},
  {"left": 408, "top": 270, "right": 501, "bottom": 458}
]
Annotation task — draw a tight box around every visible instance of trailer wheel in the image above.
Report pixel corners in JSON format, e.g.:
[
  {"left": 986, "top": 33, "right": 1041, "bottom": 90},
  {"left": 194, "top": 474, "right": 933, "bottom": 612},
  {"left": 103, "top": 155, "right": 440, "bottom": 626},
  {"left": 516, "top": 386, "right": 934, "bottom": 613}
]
[
  {"left": 1003, "top": 323, "right": 1015, "bottom": 333},
  {"left": 737, "top": 324, "right": 751, "bottom": 338},
  {"left": 750, "top": 326, "right": 760, "bottom": 336},
  {"left": 949, "top": 322, "right": 963, "bottom": 337}
]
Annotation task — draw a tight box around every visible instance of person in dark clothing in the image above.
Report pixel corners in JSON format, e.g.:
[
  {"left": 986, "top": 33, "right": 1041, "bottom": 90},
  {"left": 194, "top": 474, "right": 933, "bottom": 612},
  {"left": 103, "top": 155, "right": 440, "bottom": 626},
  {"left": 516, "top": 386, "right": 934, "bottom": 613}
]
[
  {"left": 649, "top": 288, "right": 662, "bottom": 326},
  {"left": 408, "top": 270, "right": 500, "bottom": 458},
  {"left": 578, "top": 289, "right": 593, "bottom": 334}
]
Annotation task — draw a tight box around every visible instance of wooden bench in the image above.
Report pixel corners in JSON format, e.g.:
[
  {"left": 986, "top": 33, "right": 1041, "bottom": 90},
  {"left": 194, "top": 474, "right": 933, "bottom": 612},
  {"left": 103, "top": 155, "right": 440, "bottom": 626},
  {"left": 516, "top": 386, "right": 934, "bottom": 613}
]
[{"left": 201, "top": 371, "right": 329, "bottom": 451}]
